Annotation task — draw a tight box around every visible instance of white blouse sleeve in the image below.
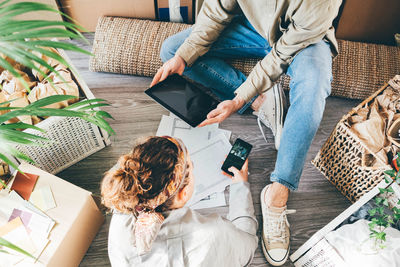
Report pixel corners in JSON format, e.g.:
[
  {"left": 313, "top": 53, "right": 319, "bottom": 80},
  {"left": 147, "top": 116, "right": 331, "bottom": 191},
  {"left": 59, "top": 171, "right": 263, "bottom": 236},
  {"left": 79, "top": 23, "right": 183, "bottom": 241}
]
[{"left": 227, "top": 181, "right": 258, "bottom": 235}]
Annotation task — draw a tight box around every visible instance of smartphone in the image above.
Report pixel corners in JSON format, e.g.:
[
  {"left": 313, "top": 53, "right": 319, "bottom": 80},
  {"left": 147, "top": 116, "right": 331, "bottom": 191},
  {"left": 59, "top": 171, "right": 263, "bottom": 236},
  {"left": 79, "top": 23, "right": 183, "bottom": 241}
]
[{"left": 221, "top": 138, "right": 253, "bottom": 176}]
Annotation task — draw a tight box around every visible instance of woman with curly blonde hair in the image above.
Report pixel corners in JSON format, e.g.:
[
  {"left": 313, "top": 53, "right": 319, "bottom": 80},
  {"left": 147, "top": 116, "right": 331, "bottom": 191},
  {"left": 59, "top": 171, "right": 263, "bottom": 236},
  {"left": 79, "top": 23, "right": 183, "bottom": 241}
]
[{"left": 101, "top": 136, "right": 257, "bottom": 266}]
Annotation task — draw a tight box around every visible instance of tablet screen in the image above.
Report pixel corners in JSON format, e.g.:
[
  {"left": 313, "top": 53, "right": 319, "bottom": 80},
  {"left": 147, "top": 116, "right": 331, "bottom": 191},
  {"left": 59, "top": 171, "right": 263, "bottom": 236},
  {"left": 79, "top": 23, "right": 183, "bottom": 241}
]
[{"left": 145, "top": 75, "right": 220, "bottom": 127}]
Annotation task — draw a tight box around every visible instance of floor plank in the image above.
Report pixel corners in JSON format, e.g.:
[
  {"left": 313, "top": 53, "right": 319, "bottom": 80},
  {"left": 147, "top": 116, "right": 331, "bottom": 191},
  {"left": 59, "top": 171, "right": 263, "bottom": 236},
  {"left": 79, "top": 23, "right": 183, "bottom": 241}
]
[{"left": 57, "top": 34, "right": 361, "bottom": 267}]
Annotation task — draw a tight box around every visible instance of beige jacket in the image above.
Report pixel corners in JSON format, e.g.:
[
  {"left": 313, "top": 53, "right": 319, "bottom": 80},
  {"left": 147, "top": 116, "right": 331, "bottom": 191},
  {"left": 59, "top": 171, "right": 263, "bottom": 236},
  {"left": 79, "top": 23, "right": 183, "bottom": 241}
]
[{"left": 176, "top": 0, "right": 342, "bottom": 102}]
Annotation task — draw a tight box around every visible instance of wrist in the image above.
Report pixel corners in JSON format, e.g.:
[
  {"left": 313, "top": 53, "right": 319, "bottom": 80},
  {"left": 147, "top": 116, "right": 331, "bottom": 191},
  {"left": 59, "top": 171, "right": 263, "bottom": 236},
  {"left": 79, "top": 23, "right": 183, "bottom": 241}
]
[
  {"left": 232, "top": 95, "right": 245, "bottom": 110},
  {"left": 175, "top": 55, "right": 186, "bottom": 67}
]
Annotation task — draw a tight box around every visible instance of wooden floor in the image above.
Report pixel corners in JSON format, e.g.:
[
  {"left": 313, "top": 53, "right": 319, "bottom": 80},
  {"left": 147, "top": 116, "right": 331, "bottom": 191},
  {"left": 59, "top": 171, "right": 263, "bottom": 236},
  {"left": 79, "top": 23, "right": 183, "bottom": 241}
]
[{"left": 60, "top": 34, "right": 360, "bottom": 267}]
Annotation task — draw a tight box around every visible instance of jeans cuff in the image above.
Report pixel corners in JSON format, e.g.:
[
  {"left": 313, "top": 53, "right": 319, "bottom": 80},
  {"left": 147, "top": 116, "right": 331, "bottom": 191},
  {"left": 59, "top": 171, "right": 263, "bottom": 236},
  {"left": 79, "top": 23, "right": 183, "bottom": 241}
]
[
  {"left": 270, "top": 175, "right": 298, "bottom": 191},
  {"left": 237, "top": 94, "right": 258, "bottom": 114}
]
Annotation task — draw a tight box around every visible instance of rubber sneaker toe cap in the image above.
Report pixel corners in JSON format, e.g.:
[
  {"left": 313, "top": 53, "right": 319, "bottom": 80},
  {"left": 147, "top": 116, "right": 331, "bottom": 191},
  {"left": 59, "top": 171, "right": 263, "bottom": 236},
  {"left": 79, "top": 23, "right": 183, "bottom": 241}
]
[{"left": 264, "top": 248, "right": 289, "bottom": 266}]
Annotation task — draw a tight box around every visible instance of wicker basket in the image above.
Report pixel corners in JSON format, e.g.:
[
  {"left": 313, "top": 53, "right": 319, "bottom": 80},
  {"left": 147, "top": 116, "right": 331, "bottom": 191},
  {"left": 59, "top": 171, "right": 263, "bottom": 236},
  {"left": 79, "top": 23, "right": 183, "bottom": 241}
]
[
  {"left": 9, "top": 50, "right": 111, "bottom": 174},
  {"left": 312, "top": 79, "right": 397, "bottom": 203}
]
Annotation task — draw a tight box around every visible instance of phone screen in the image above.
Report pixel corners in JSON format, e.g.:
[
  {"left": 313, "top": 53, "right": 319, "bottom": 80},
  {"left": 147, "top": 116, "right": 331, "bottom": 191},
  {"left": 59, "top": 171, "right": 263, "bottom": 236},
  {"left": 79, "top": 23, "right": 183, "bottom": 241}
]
[{"left": 221, "top": 138, "right": 253, "bottom": 176}]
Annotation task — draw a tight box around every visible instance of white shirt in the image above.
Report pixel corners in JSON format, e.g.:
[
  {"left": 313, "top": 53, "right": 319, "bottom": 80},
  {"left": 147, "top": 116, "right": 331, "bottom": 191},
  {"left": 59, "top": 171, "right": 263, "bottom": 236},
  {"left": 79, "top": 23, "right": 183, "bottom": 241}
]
[
  {"left": 108, "top": 182, "right": 258, "bottom": 267},
  {"left": 325, "top": 219, "right": 400, "bottom": 267}
]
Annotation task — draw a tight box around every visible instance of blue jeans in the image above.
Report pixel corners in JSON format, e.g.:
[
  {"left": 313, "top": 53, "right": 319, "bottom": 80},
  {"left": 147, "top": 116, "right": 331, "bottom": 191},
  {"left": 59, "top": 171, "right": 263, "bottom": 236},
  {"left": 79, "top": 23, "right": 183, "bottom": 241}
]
[{"left": 160, "top": 16, "right": 332, "bottom": 190}]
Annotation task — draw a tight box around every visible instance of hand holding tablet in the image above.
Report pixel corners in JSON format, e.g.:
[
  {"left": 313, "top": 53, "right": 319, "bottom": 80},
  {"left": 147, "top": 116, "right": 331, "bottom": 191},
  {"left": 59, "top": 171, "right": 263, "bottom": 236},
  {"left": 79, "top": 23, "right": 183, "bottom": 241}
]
[{"left": 145, "top": 75, "right": 220, "bottom": 127}]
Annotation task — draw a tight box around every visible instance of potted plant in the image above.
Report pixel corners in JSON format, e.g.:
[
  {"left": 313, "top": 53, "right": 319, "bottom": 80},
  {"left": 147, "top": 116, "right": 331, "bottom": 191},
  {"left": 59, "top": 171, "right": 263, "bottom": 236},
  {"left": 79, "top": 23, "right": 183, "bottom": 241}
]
[
  {"left": 0, "top": 0, "right": 114, "bottom": 259},
  {"left": 365, "top": 160, "right": 400, "bottom": 253}
]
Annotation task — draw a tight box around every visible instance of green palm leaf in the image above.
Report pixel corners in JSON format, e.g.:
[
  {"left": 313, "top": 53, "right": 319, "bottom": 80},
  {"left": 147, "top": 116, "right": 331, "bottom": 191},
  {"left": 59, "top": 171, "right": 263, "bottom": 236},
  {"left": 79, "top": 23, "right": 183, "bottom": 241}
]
[
  {"left": 0, "top": 1, "right": 114, "bottom": 260},
  {"left": 0, "top": 1, "right": 88, "bottom": 91},
  {"left": 0, "top": 237, "right": 35, "bottom": 260}
]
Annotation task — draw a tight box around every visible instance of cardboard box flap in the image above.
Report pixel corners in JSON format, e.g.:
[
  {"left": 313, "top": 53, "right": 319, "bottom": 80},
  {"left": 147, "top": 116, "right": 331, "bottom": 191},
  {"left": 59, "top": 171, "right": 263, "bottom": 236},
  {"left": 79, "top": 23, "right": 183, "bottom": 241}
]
[{"left": 15, "top": 163, "right": 104, "bottom": 267}]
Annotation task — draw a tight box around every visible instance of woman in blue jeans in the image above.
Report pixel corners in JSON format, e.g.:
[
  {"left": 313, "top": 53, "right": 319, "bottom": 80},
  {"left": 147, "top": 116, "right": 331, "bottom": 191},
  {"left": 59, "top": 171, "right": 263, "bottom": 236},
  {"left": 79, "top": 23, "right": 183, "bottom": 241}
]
[{"left": 150, "top": 1, "right": 339, "bottom": 265}]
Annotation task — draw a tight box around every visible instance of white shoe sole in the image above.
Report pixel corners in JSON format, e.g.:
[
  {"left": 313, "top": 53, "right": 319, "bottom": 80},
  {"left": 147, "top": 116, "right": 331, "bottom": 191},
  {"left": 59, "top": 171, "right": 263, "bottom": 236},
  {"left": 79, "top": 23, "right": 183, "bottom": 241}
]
[
  {"left": 255, "top": 84, "right": 286, "bottom": 150},
  {"left": 261, "top": 238, "right": 290, "bottom": 266},
  {"left": 272, "top": 84, "right": 284, "bottom": 150},
  {"left": 260, "top": 185, "right": 290, "bottom": 266}
]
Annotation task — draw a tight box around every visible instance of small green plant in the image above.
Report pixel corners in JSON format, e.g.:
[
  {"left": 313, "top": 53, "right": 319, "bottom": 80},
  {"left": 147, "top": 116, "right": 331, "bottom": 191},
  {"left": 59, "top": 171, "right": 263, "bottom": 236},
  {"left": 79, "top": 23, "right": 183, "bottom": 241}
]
[{"left": 367, "top": 158, "right": 400, "bottom": 250}]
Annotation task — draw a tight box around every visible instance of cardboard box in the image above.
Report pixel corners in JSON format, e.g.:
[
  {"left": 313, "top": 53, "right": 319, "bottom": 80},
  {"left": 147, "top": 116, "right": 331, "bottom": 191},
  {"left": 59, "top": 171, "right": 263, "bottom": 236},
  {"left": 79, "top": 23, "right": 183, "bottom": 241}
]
[
  {"left": 58, "top": 0, "right": 195, "bottom": 32},
  {"left": 13, "top": 163, "right": 104, "bottom": 267},
  {"left": 12, "top": 0, "right": 64, "bottom": 22},
  {"left": 58, "top": 0, "right": 156, "bottom": 32},
  {"left": 335, "top": 0, "right": 400, "bottom": 45},
  {"left": 156, "top": 0, "right": 194, "bottom": 24}
]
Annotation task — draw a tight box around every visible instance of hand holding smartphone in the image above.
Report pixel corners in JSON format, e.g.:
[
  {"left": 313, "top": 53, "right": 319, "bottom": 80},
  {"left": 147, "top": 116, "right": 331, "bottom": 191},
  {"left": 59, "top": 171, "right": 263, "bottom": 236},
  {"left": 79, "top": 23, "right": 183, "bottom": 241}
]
[{"left": 221, "top": 138, "right": 252, "bottom": 176}]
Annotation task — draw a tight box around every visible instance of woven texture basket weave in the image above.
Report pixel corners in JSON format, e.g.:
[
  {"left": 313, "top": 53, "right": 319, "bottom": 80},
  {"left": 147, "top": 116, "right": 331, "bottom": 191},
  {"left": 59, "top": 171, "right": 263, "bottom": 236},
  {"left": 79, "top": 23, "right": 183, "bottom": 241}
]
[
  {"left": 9, "top": 49, "right": 110, "bottom": 175},
  {"left": 90, "top": 17, "right": 400, "bottom": 100},
  {"left": 312, "top": 81, "right": 395, "bottom": 203},
  {"left": 15, "top": 116, "right": 106, "bottom": 174}
]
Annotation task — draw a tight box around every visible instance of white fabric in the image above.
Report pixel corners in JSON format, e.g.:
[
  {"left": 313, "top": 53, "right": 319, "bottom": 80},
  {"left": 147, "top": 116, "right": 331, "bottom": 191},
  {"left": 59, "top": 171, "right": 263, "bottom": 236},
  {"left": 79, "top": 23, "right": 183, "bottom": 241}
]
[
  {"left": 325, "top": 219, "right": 400, "bottom": 267},
  {"left": 168, "top": 0, "right": 183, "bottom": 22},
  {"left": 108, "top": 182, "right": 258, "bottom": 267}
]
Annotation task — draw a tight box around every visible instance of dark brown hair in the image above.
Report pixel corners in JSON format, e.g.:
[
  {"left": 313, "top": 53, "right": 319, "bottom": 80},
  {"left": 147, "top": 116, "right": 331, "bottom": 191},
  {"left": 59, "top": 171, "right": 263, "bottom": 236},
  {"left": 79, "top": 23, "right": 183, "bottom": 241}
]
[{"left": 101, "top": 136, "right": 190, "bottom": 214}]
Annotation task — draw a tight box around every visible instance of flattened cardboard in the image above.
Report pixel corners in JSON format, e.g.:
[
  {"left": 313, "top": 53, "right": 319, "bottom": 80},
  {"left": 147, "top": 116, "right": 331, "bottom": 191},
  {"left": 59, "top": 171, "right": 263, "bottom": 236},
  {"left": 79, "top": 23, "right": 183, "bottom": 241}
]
[
  {"left": 12, "top": 0, "right": 64, "bottom": 23},
  {"left": 335, "top": 0, "right": 400, "bottom": 45},
  {"left": 14, "top": 163, "right": 104, "bottom": 267},
  {"left": 59, "top": 0, "right": 156, "bottom": 32},
  {"left": 157, "top": 0, "right": 194, "bottom": 24}
]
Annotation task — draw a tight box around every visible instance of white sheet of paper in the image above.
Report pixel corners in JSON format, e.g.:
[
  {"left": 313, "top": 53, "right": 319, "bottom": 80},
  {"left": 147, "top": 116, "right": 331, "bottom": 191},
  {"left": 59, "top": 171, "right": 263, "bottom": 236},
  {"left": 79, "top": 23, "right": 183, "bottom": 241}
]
[
  {"left": 0, "top": 217, "right": 36, "bottom": 262},
  {"left": 190, "top": 191, "right": 226, "bottom": 210},
  {"left": 156, "top": 115, "right": 220, "bottom": 153},
  {"left": 186, "top": 134, "right": 232, "bottom": 206},
  {"left": 29, "top": 185, "right": 57, "bottom": 212},
  {"left": 29, "top": 231, "right": 50, "bottom": 259},
  {"left": 7, "top": 190, "right": 55, "bottom": 237},
  {"left": 210, "top": 128, "right": 232, "bottom": 141},
  {"left": 0, "top": 189, "right": 18, "bottom": 226}
]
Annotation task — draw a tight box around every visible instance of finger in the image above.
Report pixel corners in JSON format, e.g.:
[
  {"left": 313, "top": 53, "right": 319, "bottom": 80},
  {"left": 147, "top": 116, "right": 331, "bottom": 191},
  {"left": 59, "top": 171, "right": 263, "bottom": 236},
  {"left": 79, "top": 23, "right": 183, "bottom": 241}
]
[
  {"left": 241, "top": 159, "right": 249, "bottom": 172},
  {"left": 150, "top": 68, "right": 163, "bottom": 87},
  {"left": 221, "top": 171, "right": 232, "bottom": 177},
  {"left": 159, "top": 68, "right": 171, "bottom": 83},
  {"left": 198, "top": 117, "right": 219, "bottom": 127},
  {"left": 228, "top": 166, "right": 240, "bottom": 176},
  {"left": 207, "top": 108, "right": 222, "bottom": 119},
  {"left": 197, "top": 120, "right": 209, "bottom": 128}
]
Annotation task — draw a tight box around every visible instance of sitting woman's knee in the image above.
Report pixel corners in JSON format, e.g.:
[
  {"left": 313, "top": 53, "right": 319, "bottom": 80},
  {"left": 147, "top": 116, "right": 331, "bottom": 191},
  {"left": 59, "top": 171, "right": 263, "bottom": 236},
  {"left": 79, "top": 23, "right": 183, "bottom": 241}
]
[
  {"left": 160, "top": 28, "right": 192, "bottom": 62},
  {"left": 160, "top": 35, "right": 180, "bottom": 63}
]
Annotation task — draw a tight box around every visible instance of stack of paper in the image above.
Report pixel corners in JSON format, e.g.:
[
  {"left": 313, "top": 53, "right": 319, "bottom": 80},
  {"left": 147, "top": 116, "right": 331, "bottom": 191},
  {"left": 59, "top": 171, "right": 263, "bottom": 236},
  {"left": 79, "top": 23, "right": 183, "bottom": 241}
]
[
  {"left": 156, "top": 113, "right": 233, "bottom": 209},
  {"left": 0, "top": 172, "right": 57, "bottom": 266}
]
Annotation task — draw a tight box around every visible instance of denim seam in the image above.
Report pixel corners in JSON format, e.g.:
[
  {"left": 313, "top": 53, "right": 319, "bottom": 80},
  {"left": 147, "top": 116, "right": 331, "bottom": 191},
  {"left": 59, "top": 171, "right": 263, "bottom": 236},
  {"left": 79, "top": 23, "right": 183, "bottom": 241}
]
[
  {"left": 196, "top": 61, "right": 255, "bottom": 114},
  {"left": 212, "top": 45, "right": 269, "bottom": 50},
  {"left": 197, "top": 61, "right": 239, "bottom": 91},
  {"left": 270, "top": 174, "right": 298, "bottom": 191}
]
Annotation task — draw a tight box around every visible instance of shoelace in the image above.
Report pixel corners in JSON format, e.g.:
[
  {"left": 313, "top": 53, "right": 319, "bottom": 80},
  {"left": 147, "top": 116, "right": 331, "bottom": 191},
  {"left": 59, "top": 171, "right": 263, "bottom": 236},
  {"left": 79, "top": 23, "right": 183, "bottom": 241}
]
[
  {"left": 257, "top": 108, "right": 275, "bottom": 145},
  {"left": 266, "top": 208, "right": 296, "bottom": 244}
]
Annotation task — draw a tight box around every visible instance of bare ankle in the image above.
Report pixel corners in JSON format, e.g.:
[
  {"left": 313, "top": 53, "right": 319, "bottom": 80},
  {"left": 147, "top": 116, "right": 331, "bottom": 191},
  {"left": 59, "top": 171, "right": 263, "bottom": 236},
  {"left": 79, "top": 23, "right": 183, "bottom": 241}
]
[
  {"left": 251, "top": 94, "right": 266, "bottom": 111},
  {"left": 265, "top": 182, "right": 289, "bottom": 208}
]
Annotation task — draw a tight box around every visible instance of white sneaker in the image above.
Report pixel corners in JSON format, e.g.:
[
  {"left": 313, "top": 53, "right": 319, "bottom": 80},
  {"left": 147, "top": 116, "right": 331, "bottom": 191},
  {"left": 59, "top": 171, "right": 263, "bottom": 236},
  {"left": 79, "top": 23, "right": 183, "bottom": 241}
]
[
  {"left": 260, "top": 185, "right": 296, "bottom": 266},
  {"left": 253, "top": 83, "right": 287, "bottom": 150}
]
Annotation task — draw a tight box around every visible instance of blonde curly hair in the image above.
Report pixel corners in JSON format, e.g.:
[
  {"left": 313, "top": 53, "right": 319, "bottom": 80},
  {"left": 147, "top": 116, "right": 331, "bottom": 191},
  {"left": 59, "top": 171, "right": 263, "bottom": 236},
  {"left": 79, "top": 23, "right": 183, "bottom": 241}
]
[{"left": 101, "top": 136, "right": 190, "bottom": 214}]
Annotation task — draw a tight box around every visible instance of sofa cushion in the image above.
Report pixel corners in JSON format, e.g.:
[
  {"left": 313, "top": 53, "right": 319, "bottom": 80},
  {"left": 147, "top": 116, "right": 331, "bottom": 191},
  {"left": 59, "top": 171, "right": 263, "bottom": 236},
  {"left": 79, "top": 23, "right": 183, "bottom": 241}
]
[{"left": 90, "top": 16, "right": 400, "bottom": 100}]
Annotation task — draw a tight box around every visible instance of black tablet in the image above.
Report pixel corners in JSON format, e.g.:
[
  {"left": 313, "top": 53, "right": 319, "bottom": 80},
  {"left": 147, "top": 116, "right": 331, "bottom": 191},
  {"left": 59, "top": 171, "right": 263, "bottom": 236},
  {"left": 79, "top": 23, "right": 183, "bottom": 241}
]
[{"left": 145, "top": 75, "right": 220, "bottom": 127}]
